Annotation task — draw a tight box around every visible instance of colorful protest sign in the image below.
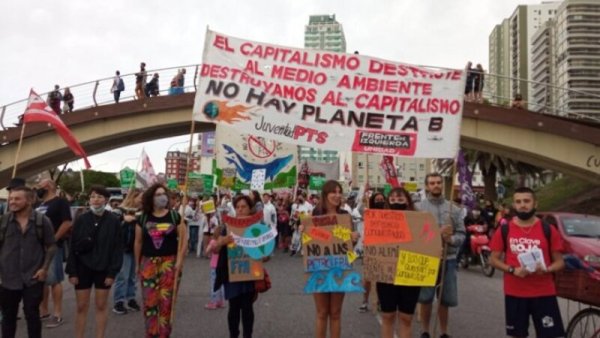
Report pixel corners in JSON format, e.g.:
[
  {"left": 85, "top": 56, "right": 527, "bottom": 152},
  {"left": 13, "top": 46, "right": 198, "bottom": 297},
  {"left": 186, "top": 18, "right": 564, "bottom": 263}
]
[
  {"left": 167, "top": 178, "right": 178, "bottom": 190},
  {"left": 119, "top": 167, "right": 135, "bottom": 190},
  {"left": 201, "top": 200, "right": 216, "bottom": 214},
  {"left": 363, "top": 209, "right": 441, "bottom": 286},
  {"left": 220, "top": 168, "right": 237, "bottom": 188},
  {"left": 301, "top": 214, "right": 363, "bottom": 293},
  {"left": 223, "top": 212, "right": 276, "bottom": 282},
  {"left": 200, "top": 131, "right": 216, "bottom": 157},
  {"left": 193, "top": 30, "right": 465, "bottom": 158},
  {"left": 214, "top": 124, "right": 297, "bottom": 190},
  {"left": 309, "top": 176, "right": 326, "bottom": 190},
  {"left": 187, "top": 172, "right": 203, "bottom": 195},
  {"left": 306, "top": 159, "right": 340, "bottom": 181},
  {"left": 250, "top": 169, "right": 266, "bottom": 191}
]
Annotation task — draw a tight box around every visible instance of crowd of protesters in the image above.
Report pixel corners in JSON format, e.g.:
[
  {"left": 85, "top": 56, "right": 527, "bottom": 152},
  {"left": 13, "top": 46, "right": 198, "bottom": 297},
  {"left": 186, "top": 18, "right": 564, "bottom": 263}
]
[{"left": 0, "top": 174, "right": 568, "bottom": 338}]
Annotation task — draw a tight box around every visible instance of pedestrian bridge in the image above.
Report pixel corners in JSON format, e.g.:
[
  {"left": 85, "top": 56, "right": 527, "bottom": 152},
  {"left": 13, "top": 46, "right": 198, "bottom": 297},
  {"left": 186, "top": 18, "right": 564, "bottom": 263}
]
[{"left": 0, "top": 92, "right": 598, "bottom": 186}]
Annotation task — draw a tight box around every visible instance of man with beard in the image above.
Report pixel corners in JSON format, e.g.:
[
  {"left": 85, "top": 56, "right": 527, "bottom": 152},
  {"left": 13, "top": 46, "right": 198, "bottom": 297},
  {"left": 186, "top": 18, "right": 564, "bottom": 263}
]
[
  {"left": 416, "top": 173, "right": 465, "bottom": 338},
  {"left": 490, "top": 187, "right": 565, "bottom": 338},
  {"left": 0, "top": 186, "right": 56, "bottom": 338},
  {"left": 35, "top": 179, "right": 72, "bottom": 328}
]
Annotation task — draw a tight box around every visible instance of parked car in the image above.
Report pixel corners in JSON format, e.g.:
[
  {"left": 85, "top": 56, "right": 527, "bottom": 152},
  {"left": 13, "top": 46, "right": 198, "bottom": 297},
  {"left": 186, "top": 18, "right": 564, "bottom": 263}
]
[{"left": 537, "top": 212, "right": 600, "bottom": 269}]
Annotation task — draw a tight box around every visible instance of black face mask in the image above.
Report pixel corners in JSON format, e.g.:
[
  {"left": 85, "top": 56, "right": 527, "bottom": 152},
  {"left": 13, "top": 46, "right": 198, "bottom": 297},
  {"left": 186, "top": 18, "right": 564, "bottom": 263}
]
[
  {"left": 36, "top": 188, "right": 47, "bottom": 199},
  {"left": 371, "top": 201, "right": 386, "bottom": 209},
  {"left": 389, "top": 203, "right": 408, "bottom": 210},
  {"left": 516, "top": 208, "right": 537, "bottom": 221}
]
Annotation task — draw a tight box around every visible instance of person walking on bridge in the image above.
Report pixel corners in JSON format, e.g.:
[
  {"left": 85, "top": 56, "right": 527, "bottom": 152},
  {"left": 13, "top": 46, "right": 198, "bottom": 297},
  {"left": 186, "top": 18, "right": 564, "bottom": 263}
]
[
  {"left": 111, "top": 71, "right": 125, "bottom": 103},
  {"left": 135, "top": 62, "right": 147, "bottom": 100}
]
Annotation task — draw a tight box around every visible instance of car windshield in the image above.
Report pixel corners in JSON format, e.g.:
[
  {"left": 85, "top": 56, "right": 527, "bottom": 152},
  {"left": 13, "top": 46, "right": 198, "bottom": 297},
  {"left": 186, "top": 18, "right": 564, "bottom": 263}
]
[{"left": 560, "top": 215, "right": 600, "bottom": 238}]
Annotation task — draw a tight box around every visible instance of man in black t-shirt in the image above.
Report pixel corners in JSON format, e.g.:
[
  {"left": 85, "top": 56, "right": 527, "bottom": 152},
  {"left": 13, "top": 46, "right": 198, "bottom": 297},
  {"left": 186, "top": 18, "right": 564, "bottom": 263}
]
[{"left": 35, "top": 179, "right": 72, "bottom": 328}]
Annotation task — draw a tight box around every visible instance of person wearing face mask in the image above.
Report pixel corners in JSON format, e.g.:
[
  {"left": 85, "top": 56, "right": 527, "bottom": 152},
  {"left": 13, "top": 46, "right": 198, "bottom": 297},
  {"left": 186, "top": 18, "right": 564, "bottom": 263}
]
[
  {"left": 65, "top": 185, "right": 123, "bottom": 338},
  {"left": 358, "top": 192, "right": 386, "bottom": 313},
  {"left": 377, "top": 187, "right": 421, "bottom": 338},
  {"left": 134, "top": 184, "right": 187, "bottom": 338},
  {"left": 415, "top": 173, "right": 465, "bottom": 338},
  {"left": 35, "top": 179, "right": 72, "bottom": 328},
  {"left": 457, "top": 207, "right": 486, "bottom": 264},
  {"left": 489, "top": 187, "right": 565, "bottom": 338}
]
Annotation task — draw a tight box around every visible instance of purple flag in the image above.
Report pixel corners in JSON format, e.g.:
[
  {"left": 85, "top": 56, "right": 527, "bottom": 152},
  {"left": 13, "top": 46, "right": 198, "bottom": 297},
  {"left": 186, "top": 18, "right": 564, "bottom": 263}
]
[{"left": 457, "top": 150, "right": 476, "bottom": 211}]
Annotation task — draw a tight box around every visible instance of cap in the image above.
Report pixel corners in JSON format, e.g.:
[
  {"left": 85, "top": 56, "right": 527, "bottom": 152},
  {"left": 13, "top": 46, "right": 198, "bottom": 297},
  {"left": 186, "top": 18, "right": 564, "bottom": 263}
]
[{"left": 7, "top": 177, "right": 25, "bottom": 191}]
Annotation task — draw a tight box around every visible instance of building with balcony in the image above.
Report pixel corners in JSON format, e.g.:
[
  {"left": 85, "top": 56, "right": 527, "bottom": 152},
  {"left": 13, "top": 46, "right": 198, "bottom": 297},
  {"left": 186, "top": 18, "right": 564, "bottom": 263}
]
[
  {"left": 531, "top": 20, "right": 558, "bottom": 112},
  {"left": 554, "top": 0, "right": 600, "bottom": 119},
  {"left": 165, "top": 151, "right": 200, "bottom": 185},
  {"left": 489, "top": 19, "right": 511, "bottom": 106}
]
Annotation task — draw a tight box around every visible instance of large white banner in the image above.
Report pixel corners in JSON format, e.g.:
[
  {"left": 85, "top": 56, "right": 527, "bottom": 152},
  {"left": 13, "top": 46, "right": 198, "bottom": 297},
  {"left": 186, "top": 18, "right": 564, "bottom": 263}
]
[{"left": 193, "top": 30, "right": 465, "bottom": 158}]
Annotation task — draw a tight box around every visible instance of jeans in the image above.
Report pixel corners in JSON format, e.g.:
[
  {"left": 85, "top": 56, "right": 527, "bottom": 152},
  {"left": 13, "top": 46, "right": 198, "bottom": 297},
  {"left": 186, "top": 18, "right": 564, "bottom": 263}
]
[
  {"left": 228, "top": 292, "right": 254, "bottom": 338},
  {"left": 209, "top": 268, "right": 224, "bottom": 304},
  {"left": 113, "top": 90, "right": 121, "bottom": 103},
  {"left": 113, "top": 252, "right": 137, "bottom": 303},
  {"left": 189, "top": 225, "right": 199, "bottom": 254},
  {"left": 1, "top": 283, "right": 44, "bottom": 338}
]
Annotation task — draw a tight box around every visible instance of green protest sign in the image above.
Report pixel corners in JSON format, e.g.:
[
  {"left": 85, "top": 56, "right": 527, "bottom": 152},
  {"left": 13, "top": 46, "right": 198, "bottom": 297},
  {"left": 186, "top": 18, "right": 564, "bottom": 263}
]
[
  {"left": 202, "top": 174, "right": 214, "bottom": 192},
  {"left": 309, "top": 176, "right": 326, "bottom": 190},
  {"left": 167, "top": 179, "right": 178, "bottom": 190},
  {"left": 119, "top": 167, "right": 136, "bottom": 189},
  {"left": 384, "top": 184, "right": 392, "bottom": 196}
]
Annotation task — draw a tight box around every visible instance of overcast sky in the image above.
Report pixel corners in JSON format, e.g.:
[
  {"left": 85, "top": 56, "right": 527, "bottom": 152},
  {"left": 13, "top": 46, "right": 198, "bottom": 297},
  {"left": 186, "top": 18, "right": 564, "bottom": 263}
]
[{"left": 0, "top": 0, "right": 548, "bottom": 173}]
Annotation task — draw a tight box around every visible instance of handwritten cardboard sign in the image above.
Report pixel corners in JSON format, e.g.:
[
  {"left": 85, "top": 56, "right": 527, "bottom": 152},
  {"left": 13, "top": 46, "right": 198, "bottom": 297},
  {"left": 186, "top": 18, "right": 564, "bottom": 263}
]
[
  {"left": 363, "top": 210, "right": 441, "bottom": 286},
  {"left": 223, "top": 212, "right": 269, "bottom": 282},
  {"left": 301, "top": 214, "right": 363, "bottom": 293}
]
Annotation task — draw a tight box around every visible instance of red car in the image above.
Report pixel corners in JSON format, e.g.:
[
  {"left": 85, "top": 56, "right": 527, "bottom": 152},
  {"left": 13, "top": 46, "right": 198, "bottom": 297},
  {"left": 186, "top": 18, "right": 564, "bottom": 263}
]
[{"left": 537, "top": 212, "right": 600, "bottom": 269}]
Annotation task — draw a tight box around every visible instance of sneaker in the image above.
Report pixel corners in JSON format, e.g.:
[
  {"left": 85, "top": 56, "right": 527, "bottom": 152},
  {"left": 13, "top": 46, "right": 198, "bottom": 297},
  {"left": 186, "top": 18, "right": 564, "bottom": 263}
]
[
  {"left": 205, "top": 303, "right": 218, "bottom": 310},
  {"left": 112, "top": 302, "right": 127, "bottom": 315},
  {"left": 420, "top": 333, "right": 431, "bottom": 338},
  {"left": 216, "top": 301, "right": 226, "bottom": 308},
  {"left": 358, "top": 303, "right": 368, "bottom": 313},
  {"left": 45, "top": 316, "right": 64, "bottom": 328},
  {"left": 127, "top": 299, "right": 141, "bottom": 312},
  {"left": 40, "top": 314, "right": 51, "bottom": 321}
]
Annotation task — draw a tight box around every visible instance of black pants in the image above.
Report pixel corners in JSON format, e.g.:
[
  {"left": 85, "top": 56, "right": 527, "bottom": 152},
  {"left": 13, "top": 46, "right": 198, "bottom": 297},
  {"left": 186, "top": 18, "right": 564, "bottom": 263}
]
[
  {"left": 114, "top": 90, "right": 121, "bottom": 103},
  {"left": 228, "top": 292, "right": 255, "bottom": 338},
  {"left": 1, "top": 283, "right": 44, "bottom": 338}
]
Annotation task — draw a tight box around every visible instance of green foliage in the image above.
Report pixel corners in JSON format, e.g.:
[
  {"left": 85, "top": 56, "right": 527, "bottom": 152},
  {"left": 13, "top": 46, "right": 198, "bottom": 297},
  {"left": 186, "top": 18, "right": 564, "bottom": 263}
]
[
  {"left": 58, "top": 170, "right": 120, "bottom": 194},
  {"left": 534, "top": 177, "right": 590, "bottom": 211}
]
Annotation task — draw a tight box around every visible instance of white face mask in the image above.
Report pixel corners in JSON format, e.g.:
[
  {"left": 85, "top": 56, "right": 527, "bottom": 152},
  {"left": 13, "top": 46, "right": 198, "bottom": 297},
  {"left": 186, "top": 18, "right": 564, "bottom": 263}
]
[{"left": 90, "top": 204, "right": 106, "bottom": 215}]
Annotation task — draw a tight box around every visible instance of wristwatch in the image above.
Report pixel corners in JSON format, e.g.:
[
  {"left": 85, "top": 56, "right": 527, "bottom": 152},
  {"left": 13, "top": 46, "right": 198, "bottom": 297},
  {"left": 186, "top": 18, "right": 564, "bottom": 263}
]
[{"left": 507, "top": 266, "right": 515, "bottom": 274}]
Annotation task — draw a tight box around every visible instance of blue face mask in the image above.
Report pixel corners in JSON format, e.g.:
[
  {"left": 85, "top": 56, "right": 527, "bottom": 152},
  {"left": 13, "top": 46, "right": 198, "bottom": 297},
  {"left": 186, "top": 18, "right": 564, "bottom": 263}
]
[{"left": 90, "top": 204, "right": 105, "bottom": 215}]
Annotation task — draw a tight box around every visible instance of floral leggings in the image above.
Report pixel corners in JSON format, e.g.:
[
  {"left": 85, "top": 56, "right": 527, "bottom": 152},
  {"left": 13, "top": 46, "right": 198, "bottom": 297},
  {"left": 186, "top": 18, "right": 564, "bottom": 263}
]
[{"left": 140, "top": 255, "right": 177, "bottom": 338}]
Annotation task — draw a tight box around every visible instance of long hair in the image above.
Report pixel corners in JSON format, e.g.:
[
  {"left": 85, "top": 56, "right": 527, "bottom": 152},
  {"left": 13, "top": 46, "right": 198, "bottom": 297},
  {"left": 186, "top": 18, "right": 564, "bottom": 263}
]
[
  {"left": 387, "top": 187, "right": 415, "bottom": 211},
  {"left": 141, "top": 183, "right": 169, "bottom": 215},
  {"left": 315, "top": 180, "right": 343, "bottom": 214},
  {"left": 121, "top": 190, "right": 142, "bottom": 209}
]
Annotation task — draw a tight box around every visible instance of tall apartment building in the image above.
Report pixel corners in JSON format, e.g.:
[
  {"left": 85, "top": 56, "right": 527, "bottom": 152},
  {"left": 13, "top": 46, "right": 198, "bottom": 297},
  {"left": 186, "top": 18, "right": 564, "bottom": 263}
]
[
  {"left": 351, "top": 154, "right": 431, "bottom": 191},
  {"left": 489, "top": 2, "right": 560, "bottom": 108},
  {"left": 554, "top": 0, "right": 600, "bottom": 119},
  {"left": 531, "top": 20, "right": 558, "bottom": 112},
  {"left": 489, "top": 19, "right": 511, "bottom": 105},
  {"left": 300, "top": 14, "right": 346, "bottom": 164},
  {"left": 165, "top": 151, "right": 200, "bottom": 185}
]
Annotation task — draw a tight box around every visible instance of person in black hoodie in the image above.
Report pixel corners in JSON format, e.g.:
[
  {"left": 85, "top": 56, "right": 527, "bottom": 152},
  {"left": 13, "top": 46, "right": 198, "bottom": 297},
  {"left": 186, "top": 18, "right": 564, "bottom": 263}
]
[{"left": 66, "top": 185, "right": 123, "bottom": 338}]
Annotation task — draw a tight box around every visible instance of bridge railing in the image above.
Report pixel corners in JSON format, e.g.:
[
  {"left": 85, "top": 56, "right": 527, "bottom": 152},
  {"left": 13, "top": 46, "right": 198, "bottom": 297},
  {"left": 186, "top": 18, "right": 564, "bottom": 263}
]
[
  {"left": 0, "top": 64, "right": 199, "bottom": 131},
  {"left": 1, "top": 64, "right": 599, "bottom": 131}
]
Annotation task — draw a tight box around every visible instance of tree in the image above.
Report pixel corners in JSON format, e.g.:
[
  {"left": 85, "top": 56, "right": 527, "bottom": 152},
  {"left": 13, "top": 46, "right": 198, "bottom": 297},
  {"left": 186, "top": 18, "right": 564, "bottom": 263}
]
[
  {"left": 435, "top": 149, "right": 543, "bottom": 201},
  {"left": 58, "top": 169, "right": 119, "bottom": 195}
]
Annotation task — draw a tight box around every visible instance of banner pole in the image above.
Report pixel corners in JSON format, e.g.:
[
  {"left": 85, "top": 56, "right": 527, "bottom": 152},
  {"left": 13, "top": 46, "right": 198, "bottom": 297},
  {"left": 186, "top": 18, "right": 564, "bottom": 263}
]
[{"left": 11, "top": 123, "right": 27, "bottom": 178}]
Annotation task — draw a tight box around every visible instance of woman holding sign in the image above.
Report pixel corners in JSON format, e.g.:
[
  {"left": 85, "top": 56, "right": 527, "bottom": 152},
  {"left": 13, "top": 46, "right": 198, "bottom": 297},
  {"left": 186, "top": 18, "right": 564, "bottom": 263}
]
[
  {"left": 377, "top": 187, "right": 420, "bottom": 338},
  {"left": 134, "top": 184, "right": 187, "bottom": 338},
  {"left": 214, "top": 195, "right": 258, "bottom": 338},
  {"left": 309, "top": 180, "right": 359, "bottom": 338}
]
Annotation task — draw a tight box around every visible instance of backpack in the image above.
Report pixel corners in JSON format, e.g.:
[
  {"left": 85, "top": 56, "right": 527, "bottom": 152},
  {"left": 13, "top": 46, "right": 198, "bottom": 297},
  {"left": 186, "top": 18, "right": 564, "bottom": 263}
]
[
  {"left": 117, "top": 78, "right": 125, "bottom": 91},
  {"left": 0, "top": 212, "right": 46, "bottom": 250},
  {"left": 501, "top": 220, "right": 552, "bottom": 253}
]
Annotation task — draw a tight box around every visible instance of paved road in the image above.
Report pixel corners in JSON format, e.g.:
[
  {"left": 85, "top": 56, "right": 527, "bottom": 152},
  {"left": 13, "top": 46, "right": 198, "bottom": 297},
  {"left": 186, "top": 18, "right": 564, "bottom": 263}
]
[{"left": 14, "top": 251, "right": 579, "bottom": 337}]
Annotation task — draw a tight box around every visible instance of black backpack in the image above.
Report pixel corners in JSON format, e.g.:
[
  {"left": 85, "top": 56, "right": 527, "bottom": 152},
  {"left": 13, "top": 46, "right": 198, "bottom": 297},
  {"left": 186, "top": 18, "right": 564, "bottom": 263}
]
[
  {"left": 0, "top": 212, "right": 46, "bottom": 250},
  {"left": 117, "top": 78, "right": 125, "bottom": 91}
]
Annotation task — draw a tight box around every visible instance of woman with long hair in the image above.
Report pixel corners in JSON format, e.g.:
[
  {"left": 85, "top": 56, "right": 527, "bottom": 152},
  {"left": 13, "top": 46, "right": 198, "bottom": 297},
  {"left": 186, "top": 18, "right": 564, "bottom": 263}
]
[
  {"left": 377, "top": 187, "right": 420, "bottom": 338},
  {"left": 310, "top": 180, "right": 359, "bottom": 338},
  {"left": 214, "top": 195, "right": 258, "bottom": 338},
  {"left": 112, "top": 190, "right": 143, "bottom": 315},
  {"left": 66, "top": 185, "right": 123, "bottom": 338},
  {"left": 134, "top": 184, "right": 187, "bottom": 337}
]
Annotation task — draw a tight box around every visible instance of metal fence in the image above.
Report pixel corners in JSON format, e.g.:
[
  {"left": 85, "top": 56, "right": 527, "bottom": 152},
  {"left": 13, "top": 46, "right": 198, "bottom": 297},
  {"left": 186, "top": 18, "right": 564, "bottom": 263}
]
[{"left": 1, "top": 64, "right": 599, "bottom": 131}]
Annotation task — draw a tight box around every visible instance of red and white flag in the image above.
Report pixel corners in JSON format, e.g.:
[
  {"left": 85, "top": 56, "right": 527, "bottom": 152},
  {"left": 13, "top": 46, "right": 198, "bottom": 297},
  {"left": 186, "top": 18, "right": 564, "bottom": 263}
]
[
  {"left": 23, "top": 89, "right": 91, "bottom": 168},
  {"left": 379, "top": 156, "right": 400, "bottom": 188},
  {"left": 138, "top": 149, "right": 158, "bottom": 188}
]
